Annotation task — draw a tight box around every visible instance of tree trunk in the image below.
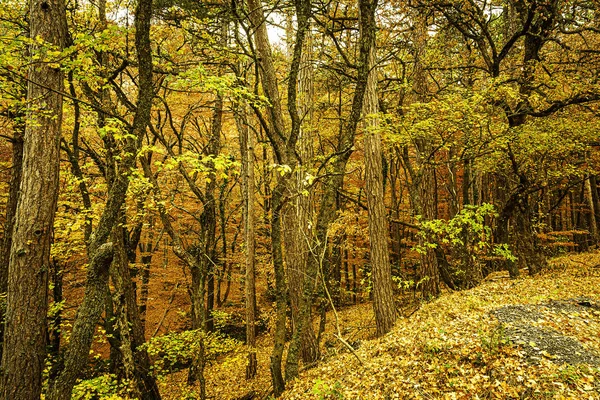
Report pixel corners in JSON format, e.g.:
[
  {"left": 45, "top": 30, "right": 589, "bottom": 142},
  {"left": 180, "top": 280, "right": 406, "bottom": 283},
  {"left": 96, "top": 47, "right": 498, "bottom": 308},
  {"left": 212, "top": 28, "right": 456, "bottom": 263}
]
[
  {"left": 0, "top": 127, "right": 23, "bottom": 361},
  {"left": 362, "top": 8, "right": 396, "bottom": 336},
  {"left": 138, "top": 219, "right": 156, "bottom": 329},
  {"left": 297, "top": 0, "right": 378, "bottom": 358},
  {"left": 236, "top": 105, "right": 258, "bottom": 379},
  {"left": 284, "top": 20, "right": 319, "bottom": 381},
  {"left": 48, "top": 258, "right": 64, "bottom": 358},
  {"left": 1, "top": 0, "right": 67, "bottom": 397},
  {"left": 585, "top": 175, "right": 598, "bottom": 244},
  {"left": 110, "top": 225, "right": 161, "bottom": 399},
  {"left": 202, "top": 96, "right": 221, "bottom": 334},
  {"left": 46, "top": 244, "right": 114, "bottom": 400},
  {"left": 400, "top": 12, "right": 440, "bottom": 298},
  {"left": 244, "top": 0, "right": 291, "bottom": 393},
  {"left": 591, "top": 176, "right": 600, "bottom": 237},
  {"left": 105, "top": 284, "right": 124, "bottom": 375},
  {"left": 0, "top": 129, "right": 23, "bottom": 295}
]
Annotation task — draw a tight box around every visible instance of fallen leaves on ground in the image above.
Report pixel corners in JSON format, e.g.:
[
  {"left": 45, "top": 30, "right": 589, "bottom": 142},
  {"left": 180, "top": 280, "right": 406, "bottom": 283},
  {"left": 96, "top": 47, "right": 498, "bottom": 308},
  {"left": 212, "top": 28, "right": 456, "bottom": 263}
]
[{"left": 162, "top": 252, "right": 600, "bottom": 399}]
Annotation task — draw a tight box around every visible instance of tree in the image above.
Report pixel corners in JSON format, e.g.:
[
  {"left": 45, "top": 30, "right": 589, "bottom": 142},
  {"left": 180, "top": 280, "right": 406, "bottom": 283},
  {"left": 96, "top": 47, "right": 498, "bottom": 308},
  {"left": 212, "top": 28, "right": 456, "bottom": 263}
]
[
  {"left": 46, "top": 0, "right": 160, "bottom": 397},
  {"left": 1, "top": 0, "right": 67, "bottom": 397},
  {"left": 425, "top": 0, "right": 600, "bottom": 277},
  {"left": 243, "top": 0, "right": 296, "bottom": 392},
  {"left": 361, "top": 0, "right": 396, "bottom": 336},
  {"left": 236, "top": 103, "right": 258, "bottom": 379}
]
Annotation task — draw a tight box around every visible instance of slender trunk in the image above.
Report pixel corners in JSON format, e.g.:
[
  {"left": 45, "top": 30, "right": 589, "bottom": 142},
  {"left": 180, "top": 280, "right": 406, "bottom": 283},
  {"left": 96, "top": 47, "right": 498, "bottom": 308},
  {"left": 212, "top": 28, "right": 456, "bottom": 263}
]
[
  {"left": 0, "top": 129, "right": 23, "bottom": 294},
  {"left": 237, "top": 106, "right": 258, "bottom": 379},
  {"left": 344, "top": 248, "right": 350, "bottom": 300},
  {"left": 203, "top": 180, "right": 218, "bottom": 333},
  {"left": 217, "top": 182, "right": 227, "bottom": 307},
  {"left": 202, "top": 24, "right": 225, "bottom": 332},
  {"left": 46, "top": 244, "right": 114, "bottom": 400},
  {"left": 245, "top": 0, "right": 290, "bottom": 393},
  {"left": 110, "top": 225, "right": 161, "bottom": 399},
  {"left": 138, "top": 219, "right": 155, "bottom": 329},
  {"left": 585, "top": 176, "right": 598, "bottom": 243},
  {"left": 0, "top": 127, "right": 23, "bottom": 361},
  {"left": 463, "top": 158, "right": 472, "bottom": 207},
  {"left": 105, "top": 284, "right": 123, "bottom": 375},
  {"left": 269, "top": 179, "right": 288, "bottom": 396},
  {"left": 48, "top": 258, "right": 63, "bottom": 358},
  {"left": 590, "top": 176, "right": 600, "bottom": 235},
  {"left": 389, "top": 157, "right": 403, "bottom": 267}
]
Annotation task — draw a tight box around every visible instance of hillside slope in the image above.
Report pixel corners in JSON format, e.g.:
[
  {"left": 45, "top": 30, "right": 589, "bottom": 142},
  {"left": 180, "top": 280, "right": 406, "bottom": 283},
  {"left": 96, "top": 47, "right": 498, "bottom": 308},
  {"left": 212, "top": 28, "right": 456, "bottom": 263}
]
[{"left": 281, "top": 253, "right": 600, "bottom": 399}]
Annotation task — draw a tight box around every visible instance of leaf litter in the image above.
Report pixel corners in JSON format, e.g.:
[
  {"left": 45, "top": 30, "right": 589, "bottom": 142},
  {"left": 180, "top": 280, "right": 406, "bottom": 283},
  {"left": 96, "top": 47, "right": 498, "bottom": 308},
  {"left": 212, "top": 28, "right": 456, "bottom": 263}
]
[
  {"left": 162, "top": 252, "right": 600, "bottom": 399},
  {"left": 282, "top": 252, "right": 600, "bottom": 399}
]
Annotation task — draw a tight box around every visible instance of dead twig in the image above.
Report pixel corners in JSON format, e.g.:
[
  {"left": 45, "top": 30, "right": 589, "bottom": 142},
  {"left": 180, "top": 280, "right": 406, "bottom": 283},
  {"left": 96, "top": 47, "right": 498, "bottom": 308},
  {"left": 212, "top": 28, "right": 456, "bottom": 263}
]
[{"left": 317, "top": 232, "right": 364, "bottom": 366}]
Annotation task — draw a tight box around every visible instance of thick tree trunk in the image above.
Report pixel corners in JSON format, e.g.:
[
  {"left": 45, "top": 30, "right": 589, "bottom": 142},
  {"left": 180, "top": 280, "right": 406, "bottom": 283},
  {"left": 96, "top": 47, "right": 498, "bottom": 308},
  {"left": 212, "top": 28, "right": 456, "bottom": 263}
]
[
  {"left": 298, "top": 0, "right": 378, "bottom": 355},
  {"left": 400, "top": 12, "right": 440, "bottom": 298},
  {"left": 493, "top": 0, "right": 558, "bottom": 273},
  {"left": 514, "top": 203, "right": 547, "bottom": 275},
  {"left": 1, "top": 0, "right": 67, "bottom": 397},
  {"left": 362, "top": 15, "right": 396, "bottom": 336}
]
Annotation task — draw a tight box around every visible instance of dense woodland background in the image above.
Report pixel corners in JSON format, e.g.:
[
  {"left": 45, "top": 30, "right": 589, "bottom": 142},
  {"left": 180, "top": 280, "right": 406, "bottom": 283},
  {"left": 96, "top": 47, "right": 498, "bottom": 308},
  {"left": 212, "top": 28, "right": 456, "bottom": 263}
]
[{"left": 0, "top": 0, "right": 599, "bottom": 397}]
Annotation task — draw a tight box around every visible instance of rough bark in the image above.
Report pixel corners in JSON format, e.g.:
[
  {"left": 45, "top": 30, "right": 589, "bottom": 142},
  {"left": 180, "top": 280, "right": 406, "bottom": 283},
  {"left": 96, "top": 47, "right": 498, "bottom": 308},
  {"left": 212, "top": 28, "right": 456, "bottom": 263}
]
[
  {"left": 591, "top": 176, "right": 600, "bottom": 236},
  {"left": 138, "top": 219, "right": 156, "bottom": 329},
  {"left": 493, "top": 0, "right": 559, "bottom": 274},
  {"left": 48, "top": 258, "right": 64, "bottom": 358},
  {"left": 300, "top": 0, "right": 379, "bottom": 352},
  {"left": 1, "top": 0, "right": 67, "bottom": 397},
  {"left": 284, "top": 19, "right": 319, "bottom": 381},
  {"left": 400, "top": 12, "right": 441, "bottom": 298},
  {"left": 203, "top": 90, "right": 223, "bottom": 334},
  {"left": 362, "top": 14, "right": 396, "bottom": 336}
]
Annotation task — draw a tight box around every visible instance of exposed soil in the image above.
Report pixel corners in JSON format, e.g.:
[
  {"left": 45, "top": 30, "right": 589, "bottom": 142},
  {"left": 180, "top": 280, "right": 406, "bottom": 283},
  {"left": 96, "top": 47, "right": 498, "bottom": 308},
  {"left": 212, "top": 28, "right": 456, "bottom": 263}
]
[{"left": 493, "top": 298, "right": 600, "bottom": 366}]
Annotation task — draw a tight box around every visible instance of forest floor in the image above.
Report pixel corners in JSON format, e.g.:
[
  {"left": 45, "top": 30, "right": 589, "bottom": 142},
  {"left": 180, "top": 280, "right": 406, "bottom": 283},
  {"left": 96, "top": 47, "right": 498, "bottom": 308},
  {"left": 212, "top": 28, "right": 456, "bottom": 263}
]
[{"left": 161, "top": 251, "right": 600, "bottom": 400}]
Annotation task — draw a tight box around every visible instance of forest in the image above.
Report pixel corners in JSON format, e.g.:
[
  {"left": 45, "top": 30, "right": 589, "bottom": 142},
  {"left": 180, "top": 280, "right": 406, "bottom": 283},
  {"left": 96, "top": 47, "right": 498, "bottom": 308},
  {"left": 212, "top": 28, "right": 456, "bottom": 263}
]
[{"left": 0, "top": 0, "right": 599, "bottom": 397}]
